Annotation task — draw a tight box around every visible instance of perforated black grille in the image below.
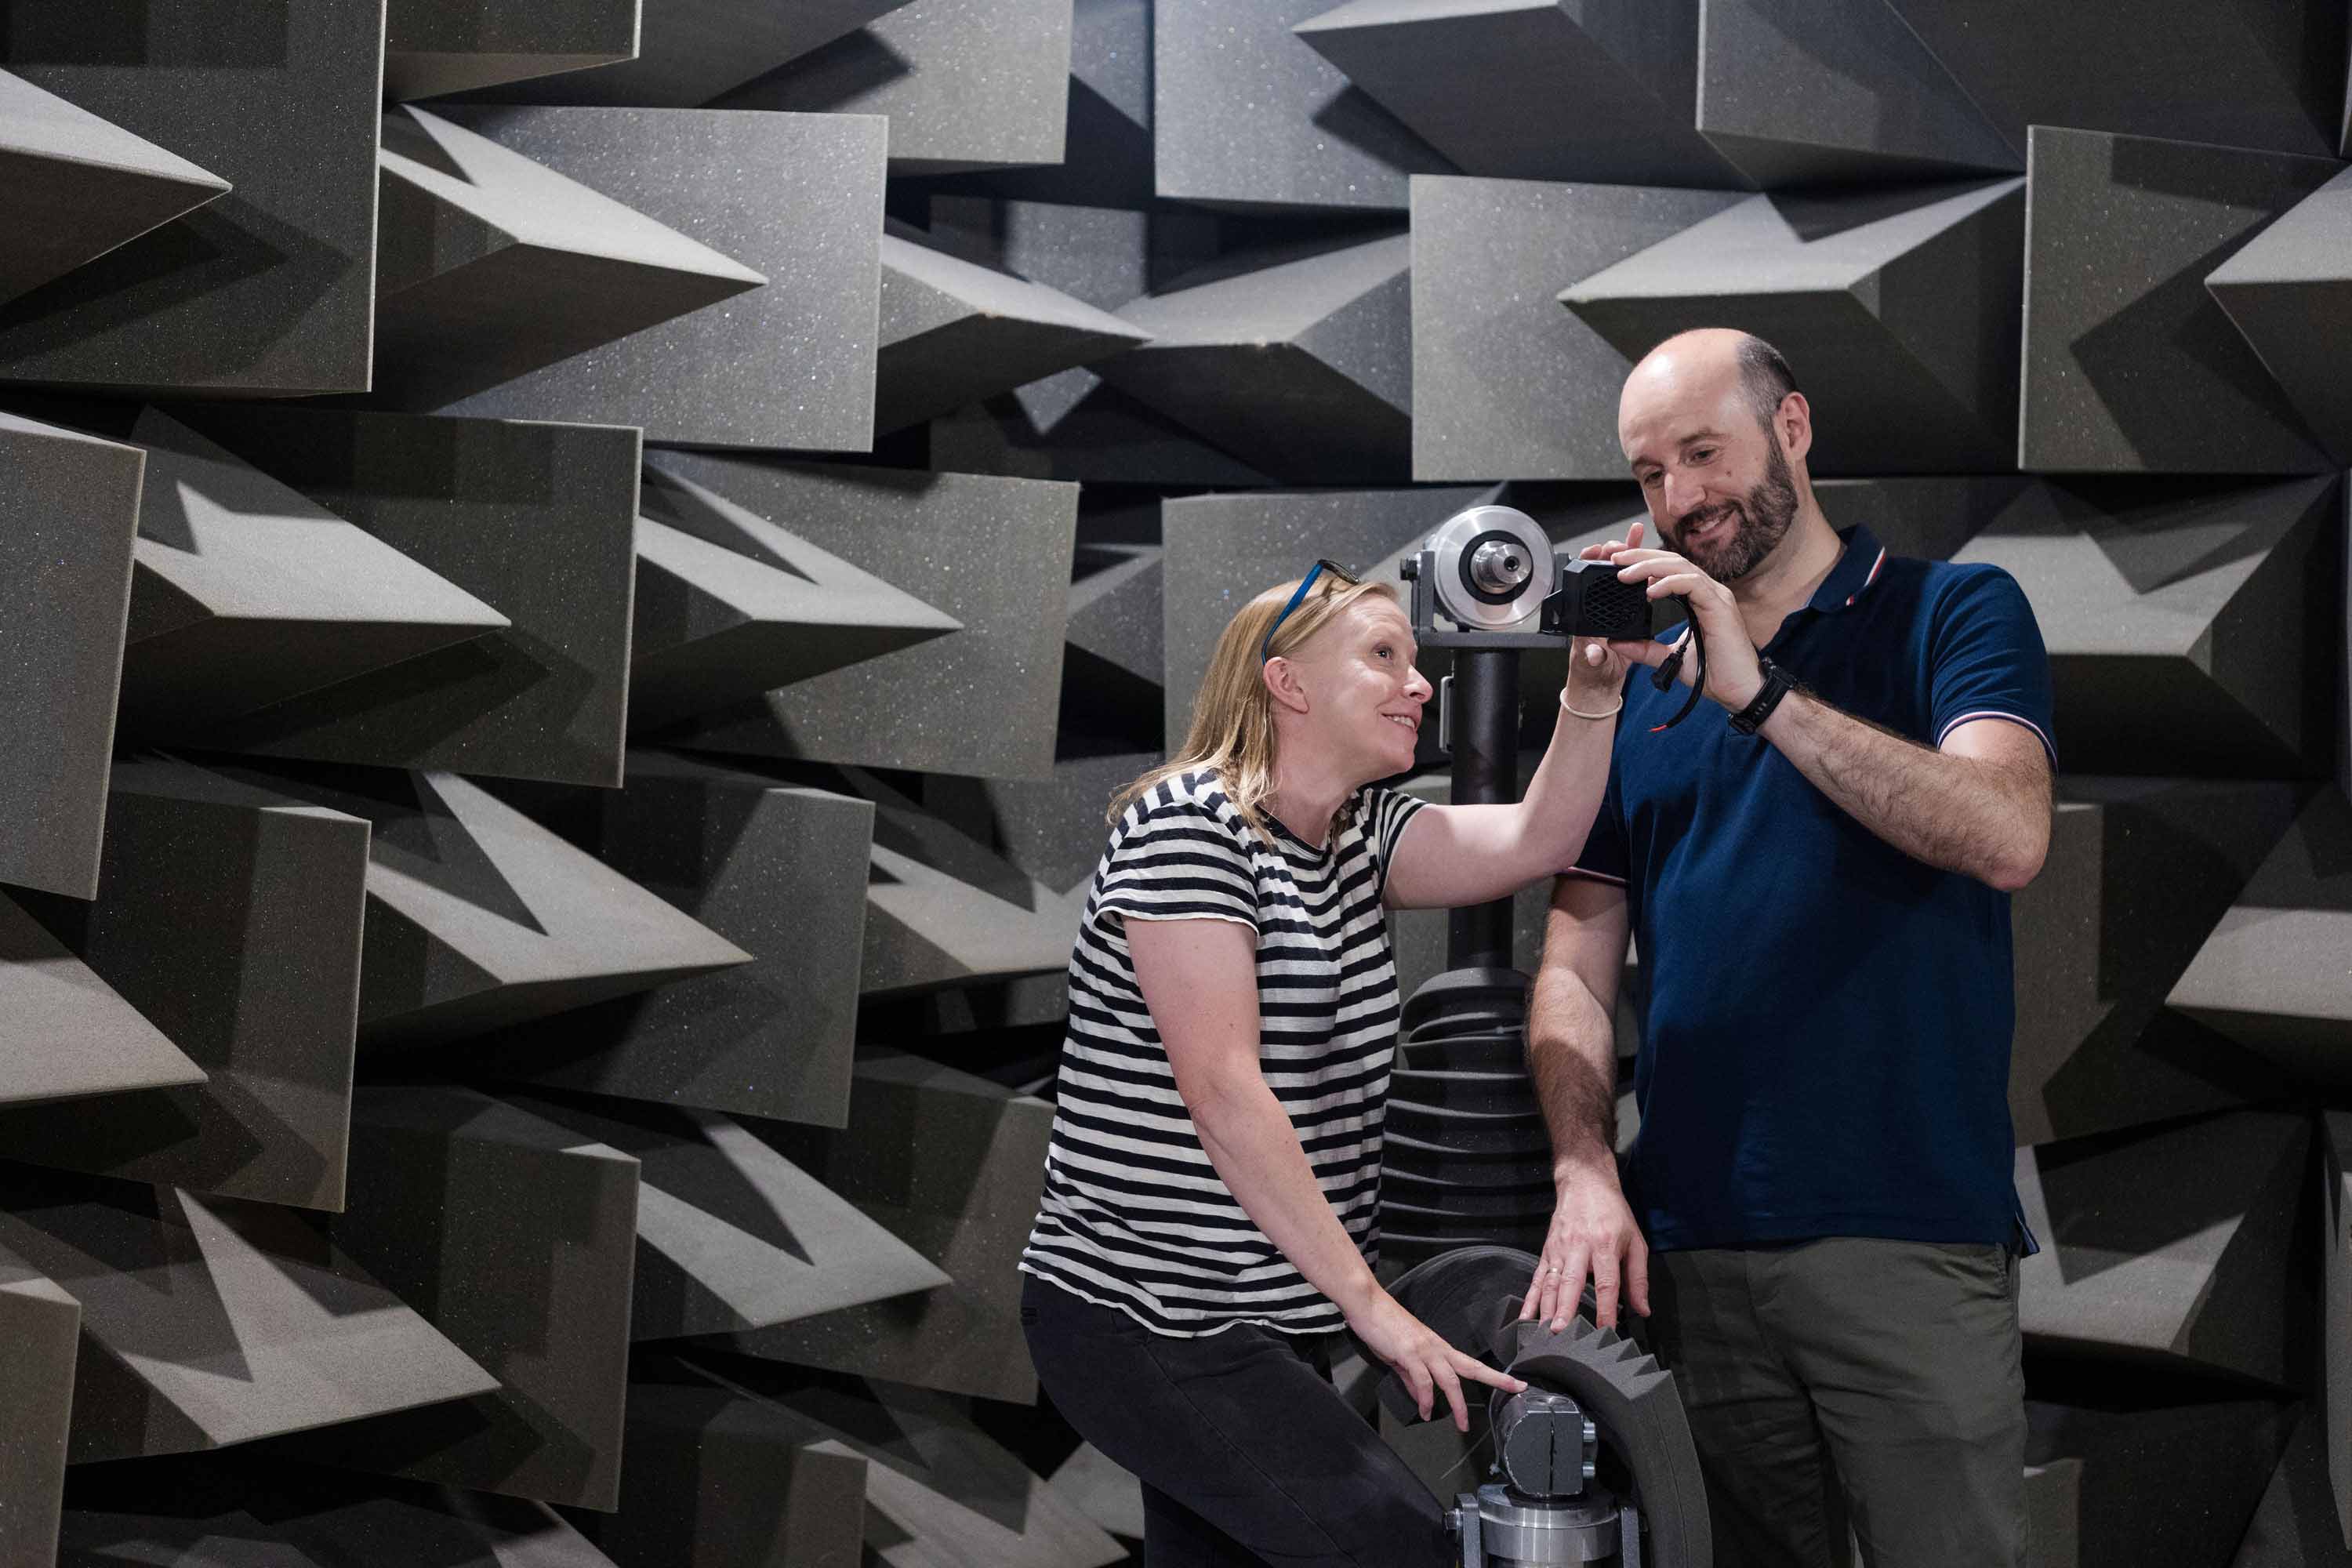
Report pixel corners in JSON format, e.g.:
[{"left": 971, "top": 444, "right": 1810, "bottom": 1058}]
[{"left": 1580, "top": 574, "right": 1652, "bottom": 641}]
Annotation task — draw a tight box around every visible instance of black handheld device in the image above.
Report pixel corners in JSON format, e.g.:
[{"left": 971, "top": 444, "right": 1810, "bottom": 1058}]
[{"left": 1538, "top": 559, "right": 1656, "bottom": 642}]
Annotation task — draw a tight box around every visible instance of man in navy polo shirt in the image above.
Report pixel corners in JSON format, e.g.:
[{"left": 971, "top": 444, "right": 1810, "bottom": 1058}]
[{"left": 1519, "top": 328, "right": 2054, "bottom": 1567}]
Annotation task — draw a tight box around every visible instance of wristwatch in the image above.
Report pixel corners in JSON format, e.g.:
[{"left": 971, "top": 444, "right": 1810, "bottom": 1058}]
[{"left": 1729, "top": 655, "right": 1796, "bottom": 735}]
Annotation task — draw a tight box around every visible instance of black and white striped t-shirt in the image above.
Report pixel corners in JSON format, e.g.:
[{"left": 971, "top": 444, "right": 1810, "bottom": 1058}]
[{"left": 1020, "top": 769, "right": 1427, "bottom": 1336}]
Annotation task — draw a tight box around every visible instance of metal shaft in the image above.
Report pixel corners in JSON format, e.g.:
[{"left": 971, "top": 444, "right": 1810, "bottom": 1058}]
[{"left": 1447, "top": 647, "right": 1520, "bottom": 971}]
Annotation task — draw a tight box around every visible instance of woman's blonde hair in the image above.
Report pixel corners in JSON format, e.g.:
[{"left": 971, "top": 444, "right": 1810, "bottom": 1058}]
[{"left": 1107, "top": 572, "right": 1402, "bottom": 841}]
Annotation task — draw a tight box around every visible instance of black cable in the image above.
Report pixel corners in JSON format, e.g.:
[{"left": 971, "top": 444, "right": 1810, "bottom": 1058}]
[{"left": 1647, "top": 607, "right": 1707, "bottom": 733}]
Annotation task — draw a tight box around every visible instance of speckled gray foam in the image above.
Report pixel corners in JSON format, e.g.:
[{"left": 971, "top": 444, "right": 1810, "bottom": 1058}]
[
  {"left": 114, "top": 407, "right": 510, "bottom": 739},
  {"left": 2328, "top": 1113, "right": 2352, "bottom": 1543},
  {"left": 582, "top": 1379, "right": 863, "bottom": 1568},
  {"left": 2020, "top": 127, "right": 2340, "bottom": 474},
  {"left": 916, "top": 197, "right": 1247, "bottom": 483},
  {"left": 274, "top": 1086, "right": 638, "bottom": 1511},
  {"left": 0, "top": 69, "right": 229, "bottom": 307},
  {"left": 2006, "top": 779, "right": 2299, "bottom": 1148},
  {"left": 470, "top": 750, "right": 874, "bottom": 1128},
  {"left": 372, "top": 106, "right": 771, "bottom": 411},
  {"left": 2017, "top": 1109, "right": 2307, "bottom": 1389},
  {"left": 0, "top": 758, "right": 369, "bottom": 1210},
  {"left": 2227, "top": 1411, "right": 2349, "bottom": 1568},
  {"left": 0, "top": 1252, "right": 74, "bottom": 1568},
  {"left": 691, "top": 1049, "right": 1052, "bottom": 1404},
  {"left": 499, "top": 1089, "right": 947, "bottom": 1339},
  {"left": 197, "top": 766, "right": 748, "bottom": 1050},
  {"left": 412, "top": 107, "right": 886, "bottom": 452},
  {"left": 1412, "top": 176, "right": 1742, "bottom": 481},
  {"left": 383, "top": 0, "right": 638, "bottom": 98},
  {"left": 1563, "top": 180, "right": 2026, "bottom": 474},
  {"left": 645, "top": 453, "right": 1078, "bottom": 782},
  {"left": 2024, "top": 1398, "right": 2291, "bottom": 1568},
  {"left": 1098, "top": 233, "right": 1413, "bottom": 481},
  {"left": 1805, "top": 476, "right": 2020, "bottom": 564},
  {"left": 0, "top": 410, "right": 141, "bottom": 898},
  {"left": 908, "top": 0, "right": 1154, "bottom": 205},
  {"left": 2169, "top": 791, "right": 2352, "bottom": 1082},
  {"left": 1292, "top": 0, "right": 1743, "bottom": 189},
  {"left": 1065, "top": 541, "right": 1162, "bottom": 687},
  {"left": 921, "top": 749, "right": 1161, "bottom": 896},
  {"left": 928, "top": 374, "right": 1276, "bottom": 487},
  {"left": 629, "top": 505, "right": 961, "bottom": 734},
  {"left": 59, "top": 1454, "right": 622, "bottom": 1567},
  {"left": 0, "top": 0, "right": 379, "bottom": 394},
  {"left": 1693, "top": 0, "right": 2019, "bottom": 187},
  {"left": 677, "top": 1373, "right": 1121, "bottom": 1566},
  {"left": 873, "top": 229, "right": 1152, "bottom": 433},
  {"left": 844, "top": 767, "right": 1077, "bottom": 997},
  {"left": 163, "top": 406, "right": 641, "bottom": 788},
  {"left": 458, "top": 0, "right": 914, "bottom": 106},
  {"left": 0, "top": 890, "right": 204, "bottom": 1108},
  {"left": 924, "top": 197, "right": 1161, "bottom": 312},
  {"left": 713, "top": 0, "right": 1073, "bottom": 175},
  {"left": 1954, "top": 474, "right": 2341, "bottom": 775},
  {"left": 2205, "top": 166, "right": 2352, "bottom": 465},
  {"left": 1154, "top": 0, "right": 1452, "bottom": 211},
  {"left": 0, "top": 1173, "right": 495, "bottom": 1462},
  {"left": 1887, "top": 0, "right": 2349, "bottom": 162}
]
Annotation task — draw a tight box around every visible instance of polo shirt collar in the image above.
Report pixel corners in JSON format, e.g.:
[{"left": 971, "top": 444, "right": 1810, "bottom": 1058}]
[{"left": 1805, "top": 523, "right": 1889, "bottom": 614}]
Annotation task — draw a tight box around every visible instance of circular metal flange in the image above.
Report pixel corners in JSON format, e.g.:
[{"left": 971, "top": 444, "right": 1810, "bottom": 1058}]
[
  {"left": 1475, "top": 1483, "right": 1621, "bottom": 1565},
  {"left": 1427, "top": 505, "right": 1554, "bottom": 629}
]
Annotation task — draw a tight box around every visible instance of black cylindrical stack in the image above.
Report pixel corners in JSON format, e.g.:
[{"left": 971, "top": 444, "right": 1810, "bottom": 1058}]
[
  {"left": 1382, "top": 648, "right": 1559, "bottom": 1266},
  {"left": 1444, "top": 648, "right": 1519, "bottom": 971},
  {"left": 1381, "top": 970, "right": 1555, "bottom": 1268}
]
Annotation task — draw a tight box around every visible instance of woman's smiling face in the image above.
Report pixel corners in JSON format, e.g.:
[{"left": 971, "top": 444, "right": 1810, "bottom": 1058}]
[{"left": 1288, "top": 594, "right": 1432, "bottom": 782}]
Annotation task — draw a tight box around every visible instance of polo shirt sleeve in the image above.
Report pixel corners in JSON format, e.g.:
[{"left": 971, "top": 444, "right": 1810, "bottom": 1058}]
[
  {"left": 1566, "top": 764, "right": 1630, "bottom": 887},
  {"left": 1358, "top": 786, "right": 1429, "bottom": 902},
  {"left": 1929, "top": 565, "right": 2058, "bottom": 768},
  {"left": 1093, "top": 794, "right": 1260, "bottom": 936}
]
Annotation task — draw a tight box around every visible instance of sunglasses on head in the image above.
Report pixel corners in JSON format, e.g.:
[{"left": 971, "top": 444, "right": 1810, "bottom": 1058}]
[{"left": 1259, "top": 559, "right": 1359, "bottom": 664}]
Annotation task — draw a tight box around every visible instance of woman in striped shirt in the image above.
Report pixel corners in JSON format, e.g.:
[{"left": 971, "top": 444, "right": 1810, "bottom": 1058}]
[{"left": 1020, "top": 555, "right": 1628, "bottom": 1567}]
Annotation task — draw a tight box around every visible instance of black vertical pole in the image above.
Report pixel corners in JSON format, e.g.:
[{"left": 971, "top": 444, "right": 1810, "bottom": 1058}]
[{"left": 1446, "top": 647, "right": 1519, "bottom": 972}]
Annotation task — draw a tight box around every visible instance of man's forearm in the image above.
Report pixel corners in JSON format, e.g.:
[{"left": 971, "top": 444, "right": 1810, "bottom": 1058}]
[
  {"left": 1756, "top": 689, "right": 2049, "bottom": 891},
  {"left": 1526, "top": 962, "right": 1621, "bottom": 1181}
]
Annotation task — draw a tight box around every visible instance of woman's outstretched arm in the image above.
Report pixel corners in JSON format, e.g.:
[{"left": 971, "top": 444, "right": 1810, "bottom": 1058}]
[
  {"left": 1382, "top": 526, "right": 1646, "bottom": 913},
  {"left": 1128, "top": 916, "right": 1524, "bottom": 1429},
  {"left": 1381, "top": 638, "right": 1620, "bottom": 911}
]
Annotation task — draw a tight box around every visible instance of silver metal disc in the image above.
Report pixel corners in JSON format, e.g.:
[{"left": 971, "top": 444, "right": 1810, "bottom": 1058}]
[{"left": 1426, "top": 505, "right": 1555, "bottom": 629}]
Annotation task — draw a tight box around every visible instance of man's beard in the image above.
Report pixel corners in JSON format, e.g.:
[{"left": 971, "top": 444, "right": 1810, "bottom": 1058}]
[{"left": 1670, "top": 437, "right": 1800, "bottom": 582}]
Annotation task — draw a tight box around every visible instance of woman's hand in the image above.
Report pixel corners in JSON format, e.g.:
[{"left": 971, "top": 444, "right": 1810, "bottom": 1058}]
[
  {"left": 1345, "top": 1288, "right": 1526, "bottom": 1432},
  {"left": 1562, "top": 521, "right": 1647, "bottom": 712}
]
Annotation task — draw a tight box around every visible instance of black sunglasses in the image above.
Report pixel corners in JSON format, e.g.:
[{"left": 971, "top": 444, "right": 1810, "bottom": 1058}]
[{"left": 1259, "top": 559, "right": 1359, "bottom": 664}]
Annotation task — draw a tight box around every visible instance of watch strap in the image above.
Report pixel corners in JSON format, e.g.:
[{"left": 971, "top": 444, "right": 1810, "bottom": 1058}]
[{"left": 1730, "top": 657, "right": 1795, "bottom": 735}]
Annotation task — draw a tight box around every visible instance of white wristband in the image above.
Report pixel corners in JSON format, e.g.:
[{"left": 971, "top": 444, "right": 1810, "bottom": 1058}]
[{"left": 1561, "top": 688, "right": 1623, "bottom": 721}]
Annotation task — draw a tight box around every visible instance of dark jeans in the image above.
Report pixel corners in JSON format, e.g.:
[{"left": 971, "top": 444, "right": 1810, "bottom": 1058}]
[
  {"left": 1650, "top": 1239, "right": 2027, "bottom": 1568},
  {"left": 1020, "top": 1273, "right": 1448, "bottom": 1568}
]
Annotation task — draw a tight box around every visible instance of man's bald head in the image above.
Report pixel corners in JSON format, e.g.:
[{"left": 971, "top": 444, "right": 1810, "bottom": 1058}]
[
  {"left": 1616, "top": 328, "right": 1813, "bottom": 584},
  {"left": 1627, "top": 328, "right": 1799, "bottom": 437}
]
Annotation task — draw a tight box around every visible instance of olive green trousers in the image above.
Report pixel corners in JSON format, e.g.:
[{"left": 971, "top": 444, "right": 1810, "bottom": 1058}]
[{"left": 1649, "top": 1237, "right": 2026, "bottom": 1568}]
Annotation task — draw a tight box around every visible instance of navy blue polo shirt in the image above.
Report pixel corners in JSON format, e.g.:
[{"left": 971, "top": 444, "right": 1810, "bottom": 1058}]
[{"left": 1573, "top": 524, "right": 2055, "bottom": 1253}]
